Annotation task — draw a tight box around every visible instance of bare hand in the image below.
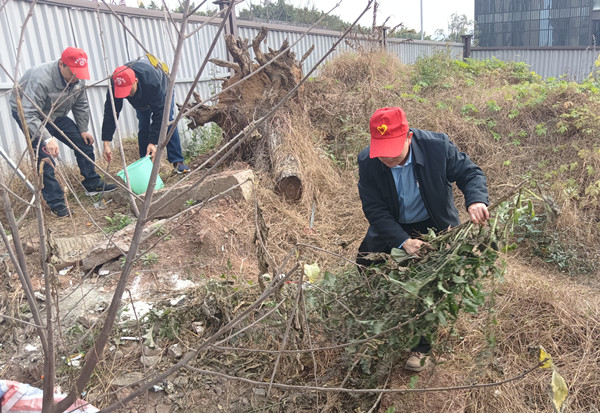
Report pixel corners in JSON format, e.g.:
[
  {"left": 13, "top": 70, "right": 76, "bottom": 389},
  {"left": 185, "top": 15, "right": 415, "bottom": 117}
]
[
  {"left": 468, "top": 202, "right": 490, "bottom": 226},
  {"left": 146, "top": 143, "right": 157, "bottom": 162},
  {"left": 45, "top": 138, "right": 60, "bottom": 157},
  {"left": 81, "top": 131, "right": 94, "bottom": 145},
  {"left": 103, "top": 141, "right": 113, "bottom": 162},
  {"left": 402, "top": 238, "right": 432, "bottom": 257}
]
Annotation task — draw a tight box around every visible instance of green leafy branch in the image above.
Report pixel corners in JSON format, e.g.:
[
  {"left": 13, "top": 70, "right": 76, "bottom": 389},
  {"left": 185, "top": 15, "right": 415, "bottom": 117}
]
[{"left": 305, "top": 183, "right": 538, "bottom": 375}]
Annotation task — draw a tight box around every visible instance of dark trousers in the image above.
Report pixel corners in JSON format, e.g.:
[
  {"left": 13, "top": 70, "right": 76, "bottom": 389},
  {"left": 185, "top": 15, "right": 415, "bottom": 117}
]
[
  {"left": 356, "top": 217, "right": 438, "bottom": 354},
  {"left": 136, "top": 97, "right": 184, "bottom": 164},
  {"left": 12, "top": 112, "right": 101, "bottom": 209}
]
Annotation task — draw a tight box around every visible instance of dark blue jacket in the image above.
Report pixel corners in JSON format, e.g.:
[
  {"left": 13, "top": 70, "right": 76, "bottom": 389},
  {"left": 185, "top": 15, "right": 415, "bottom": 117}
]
[
  {"left": 101, "top": 60, "right": 169, "bottom": 145},
  {"left": 357, "top": 128, "right": 489, "bottom": 253}
]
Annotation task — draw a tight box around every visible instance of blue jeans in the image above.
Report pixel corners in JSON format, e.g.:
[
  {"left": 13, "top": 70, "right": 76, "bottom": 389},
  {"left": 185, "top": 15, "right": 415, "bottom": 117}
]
[
  {"left": 136, "top": 97, "right": 184, "bottom": 164},
  {"left": 12, "top": 112, "right": 101, "bottom": 209}
]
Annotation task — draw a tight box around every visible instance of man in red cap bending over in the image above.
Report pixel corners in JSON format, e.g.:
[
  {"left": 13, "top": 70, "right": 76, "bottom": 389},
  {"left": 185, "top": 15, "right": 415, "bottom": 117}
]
[
  {"left": 10, "top": 47, "right": 116, "bottom": 218},
  {"left": 357, "top": 106, "right": 490, "bottom": 371},
  {"left": 101, "top": 57, "right": 190, "bottom": 174}
]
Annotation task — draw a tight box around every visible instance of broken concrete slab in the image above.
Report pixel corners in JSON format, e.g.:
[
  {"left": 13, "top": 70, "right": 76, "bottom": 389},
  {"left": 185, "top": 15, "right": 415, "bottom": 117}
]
[
  {"left": 112, "top": 169, "right": 254, "bottom": 219},
  {"left": 50, "top": 233, "right": 102, "bottom": 270},
  {"left": 112, "top": 372, "right": 144, "bottom": 388},
  {"left": 80, "top": 224, "right": 134, "bottom": 272},
  {"left": 80, "top": 220, "right": 165, "bottom": 272}
]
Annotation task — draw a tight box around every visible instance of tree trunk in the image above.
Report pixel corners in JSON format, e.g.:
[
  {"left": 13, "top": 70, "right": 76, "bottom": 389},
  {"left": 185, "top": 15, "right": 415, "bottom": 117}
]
[
  {"left": 180, "top": 27, "right": 311, "bottom": 201},
  {"left": 268, "top": 121, "right": 302, "bottom": 201}
]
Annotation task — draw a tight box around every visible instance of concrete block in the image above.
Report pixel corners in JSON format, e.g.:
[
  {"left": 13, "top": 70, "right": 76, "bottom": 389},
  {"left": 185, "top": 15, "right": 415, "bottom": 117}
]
[{"left": 137, "top": 169, "right": 255, "bottom": 219}]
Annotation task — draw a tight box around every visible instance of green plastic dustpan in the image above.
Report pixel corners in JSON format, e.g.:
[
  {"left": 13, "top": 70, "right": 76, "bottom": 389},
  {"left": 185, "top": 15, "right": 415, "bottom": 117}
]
[{"left": 117, "top": 156, "right": 164, "bottom": 195}]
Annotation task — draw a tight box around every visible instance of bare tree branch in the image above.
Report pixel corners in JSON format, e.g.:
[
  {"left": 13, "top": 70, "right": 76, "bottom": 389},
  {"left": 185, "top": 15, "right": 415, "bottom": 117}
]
[
  {"left": 98, "top": 262, "right": 301, "bottom": 412},
  {"left": 267, "top": 268, "right": 304, "bottom": 396},
  {"left": 209, "top": 297, "right": 444, "bottom": 354},
  {"left": 184, "top": 361, "right": 545, "bottom": 394}
]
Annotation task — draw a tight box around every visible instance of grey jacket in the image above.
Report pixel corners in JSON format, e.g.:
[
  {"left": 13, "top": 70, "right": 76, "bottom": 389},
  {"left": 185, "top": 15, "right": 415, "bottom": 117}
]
[{"left": 10, "top": 60, "right": 90, "bottom": 142}]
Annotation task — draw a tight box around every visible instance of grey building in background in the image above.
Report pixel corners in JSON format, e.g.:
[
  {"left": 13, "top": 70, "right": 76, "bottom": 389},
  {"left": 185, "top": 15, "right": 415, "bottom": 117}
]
[{"left": 475, "top": 0, "right": 600, "bottom": 47}]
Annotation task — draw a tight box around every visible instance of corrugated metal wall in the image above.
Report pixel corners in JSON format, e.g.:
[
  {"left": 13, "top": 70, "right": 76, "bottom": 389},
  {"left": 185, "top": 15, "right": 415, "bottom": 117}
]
[
  {"left": 8, "top": 0, "right": 595, "bottom": 169},
  {"left": 0, "top": 0, "right": 466, "bottom": 167},
  {"left": 387, "top": 39, "right": 463, "bottom": 64},
  {"left": 0, "top": 0, "right": 230, "bottom": 166},
  {"left": 0, "top": 0, "right": 598, "bottom": 170},
  {"left": 470, "top": 48, "right": 600, "bottom": 81}
]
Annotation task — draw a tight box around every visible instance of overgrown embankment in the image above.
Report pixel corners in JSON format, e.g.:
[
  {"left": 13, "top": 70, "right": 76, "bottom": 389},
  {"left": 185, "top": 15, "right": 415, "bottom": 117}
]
[{"left": 303, "top": 49, "right": 600, "bottom": 276}]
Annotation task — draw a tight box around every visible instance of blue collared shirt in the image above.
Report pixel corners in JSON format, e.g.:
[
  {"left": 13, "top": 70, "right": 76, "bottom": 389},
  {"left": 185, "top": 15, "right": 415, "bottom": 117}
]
[{"left": 390, "top": 149, "right": 429, "bottom": 225}]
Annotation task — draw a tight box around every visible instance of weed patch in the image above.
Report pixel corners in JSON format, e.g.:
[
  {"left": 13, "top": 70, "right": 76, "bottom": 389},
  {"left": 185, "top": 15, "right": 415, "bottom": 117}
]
[
  {"left": 181, "top": 123, "right": 223, "bottom": 161},
  {"left": 103, "top": 212, "right": 133, "bottom": 233}
]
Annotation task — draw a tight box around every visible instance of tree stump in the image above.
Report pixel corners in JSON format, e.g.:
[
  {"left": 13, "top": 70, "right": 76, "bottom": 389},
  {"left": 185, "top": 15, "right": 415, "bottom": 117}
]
[{"left": 181, "top": 27, "right": 309, "bottom": 201}]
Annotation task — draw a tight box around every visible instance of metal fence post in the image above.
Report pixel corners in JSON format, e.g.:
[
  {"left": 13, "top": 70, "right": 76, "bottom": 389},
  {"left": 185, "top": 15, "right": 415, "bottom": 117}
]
[
  {"left": 462, "top": 34, "right": 473, "bottom": 60},
  {"left": 213, "top": 0, "right": 238, "bottom": 39},
  {"left": 382, "top": 26, "right": 388, "bottom": 50},
  {"left": 213, "top": 0, "right": 238, "bottom": 77}
]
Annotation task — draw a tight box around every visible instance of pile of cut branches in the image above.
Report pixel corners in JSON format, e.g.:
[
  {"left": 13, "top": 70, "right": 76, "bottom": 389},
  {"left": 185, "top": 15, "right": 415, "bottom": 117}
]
[{"left": 304, "top": 187, "right": 537, "bottom": 379}]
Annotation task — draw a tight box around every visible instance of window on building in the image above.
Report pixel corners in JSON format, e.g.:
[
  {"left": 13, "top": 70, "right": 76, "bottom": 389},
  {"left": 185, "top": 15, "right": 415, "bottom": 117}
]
[
  {"left": 474, "top": 0, "right": 594, "bottom": 46},
  {"left": 512, "top": 21, "right": 525, "bottom": 46},
  {"left": 593, "top": 21, "right": 600, "bottom": 45},
  {"left": 551, "top": 18, "right": 569, "bottom": 46}
]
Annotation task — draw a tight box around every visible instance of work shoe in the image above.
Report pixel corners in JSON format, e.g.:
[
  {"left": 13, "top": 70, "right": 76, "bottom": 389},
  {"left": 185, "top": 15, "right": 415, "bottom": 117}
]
[
  {"left": 84, "top": 182, "right": 117, "bottom": 196},
  {"left": 404, "top": 352, "right": 430, "bottom": 372},
  {"left": 173, "top": 161, "right": 190, "bottom": 174},
  {"left": 51, "top": 204, "right": 72, "bottom": 218}
]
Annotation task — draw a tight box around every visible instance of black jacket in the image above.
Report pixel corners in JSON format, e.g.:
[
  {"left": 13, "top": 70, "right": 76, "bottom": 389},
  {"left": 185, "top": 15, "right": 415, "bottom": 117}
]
[
  {"left": 357, "top": 128, "right": 489, "bottom": 253},
  {"left": 101, "top": 59, "right": 169, "bottom": 145}
]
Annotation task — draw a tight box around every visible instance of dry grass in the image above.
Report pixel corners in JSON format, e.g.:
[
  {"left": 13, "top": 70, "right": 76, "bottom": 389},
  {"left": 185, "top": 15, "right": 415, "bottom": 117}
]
[
  {"left": 304, "top": 50, "right": 600, "bottom": 268},
  {"left": 378, "top": 256, "right": 600, "bottom": 412},
  {"left": 463, "top": 256, "right": 600, "bottom": 412},
  {"left": 295, "top": 50, "right": 600, "bottom": 411},
  {"left": 254, "top": 110, "right": 367, "bottom": 273},
  {"left": 4, "top": 49, "right": 600, "bottom": 412}
]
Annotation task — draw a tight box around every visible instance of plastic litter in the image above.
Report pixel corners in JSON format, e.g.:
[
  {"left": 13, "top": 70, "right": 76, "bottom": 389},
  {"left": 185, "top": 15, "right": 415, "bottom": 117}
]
[
  {"left": 0, "top": 380, "right": 98, "bottom": 412},
  {"left": 66, "top": 352, "right": 84, "bottom": 367}
]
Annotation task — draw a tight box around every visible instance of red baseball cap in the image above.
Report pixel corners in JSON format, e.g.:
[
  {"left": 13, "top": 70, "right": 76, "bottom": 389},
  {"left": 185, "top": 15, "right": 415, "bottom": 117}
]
[
  {"left": 369, "top": 107, "right": 410, "bottom": 158},
  {"left": 61, "top": 47, "right": 90, "bottom": 80},
  {"left": 112, "top": 66, "right": 136, "bottom": 98}
]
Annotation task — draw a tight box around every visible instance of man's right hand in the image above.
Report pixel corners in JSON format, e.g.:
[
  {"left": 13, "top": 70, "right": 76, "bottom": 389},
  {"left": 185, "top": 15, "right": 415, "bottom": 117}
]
[
  {"left": 103, "top": 141, "right": 113, "bottom": 162},
  {"left": 146, "top": 143, "right": 157, "bottom": 161},
  {"left": 45, "top": 138, "right": 60, "bottom": 157},
  {"left": 402, "top": 238, "right": 431, "bottom": 257}
]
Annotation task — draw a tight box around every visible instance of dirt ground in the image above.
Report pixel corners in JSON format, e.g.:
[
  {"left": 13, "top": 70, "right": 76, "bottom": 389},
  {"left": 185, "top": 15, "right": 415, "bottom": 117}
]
[
  {"left": 1, "top": 164, "right": 584, "bottom": 413},
  {"left": 3, "top": 49, "right": 600, "bottom": 412},
  {"left": 0, "top": 155, "right": 267, "bottom": 408}
]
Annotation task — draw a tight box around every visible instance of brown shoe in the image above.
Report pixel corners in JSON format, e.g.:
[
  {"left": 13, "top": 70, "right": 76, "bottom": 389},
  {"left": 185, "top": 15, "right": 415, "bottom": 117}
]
[{"left": 404, "top": 352, "right": 430, "bottom": 372}]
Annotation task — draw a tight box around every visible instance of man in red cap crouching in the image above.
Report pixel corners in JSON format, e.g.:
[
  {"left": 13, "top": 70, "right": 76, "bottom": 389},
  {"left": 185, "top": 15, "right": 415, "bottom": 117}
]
[
  {"left": 10, "top": 47, "right": 116, "bottom": 218},
  {"left": 101, "top": 57, "right": 190, "bottom": 174},
  {"left": 357, "top": 106, "right": 490, "bottom": 371}
]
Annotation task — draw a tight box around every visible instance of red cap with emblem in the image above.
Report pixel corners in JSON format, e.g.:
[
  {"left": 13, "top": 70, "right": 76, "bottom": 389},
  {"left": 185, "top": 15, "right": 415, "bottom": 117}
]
[
  {"left": 61, "top": 47, "right": 90, "bottom": 80},
  {"left": 112, "top": 66, "right": 136, "bottom": 98},
  {"left": 368, "top": 107, "right": 409, "bottom": 158}
]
